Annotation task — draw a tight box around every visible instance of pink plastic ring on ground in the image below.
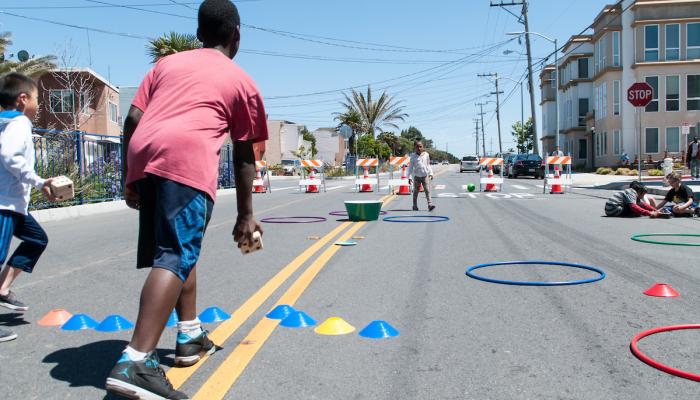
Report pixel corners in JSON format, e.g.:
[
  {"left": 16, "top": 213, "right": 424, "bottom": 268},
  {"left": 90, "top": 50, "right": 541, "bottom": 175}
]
[
  {"left": 328, "top": 210, "right": 387, "bottom": 217},
  {"left": 260, "top": 216, "right": 327, "bottom": 224},
  {"left": 630, "top": 324, "right": 700, "bottom": 382}
]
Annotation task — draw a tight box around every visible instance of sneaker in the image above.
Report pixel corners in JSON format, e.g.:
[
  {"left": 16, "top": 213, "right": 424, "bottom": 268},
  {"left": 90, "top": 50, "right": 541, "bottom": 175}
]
[
  {"left": 428, "top": 204, "right": 436, "bottom": 212},
  {"left": 106, "top": 352, "right": 188, "bottom": 400},
  {"left": 412, "top": 206, "right": 419, "bottom": 211},
  {"left": 694, "top": 208, "right": 700, "bottom": 217},
  {"left": 0, "top": 291, "right": 28, "bottom": 311},
  {"left": 175, "top": 330, "right": 216, "bottom": 367},
  {"left": 0, "top": 328, "right": 17, "bottom": 343}
]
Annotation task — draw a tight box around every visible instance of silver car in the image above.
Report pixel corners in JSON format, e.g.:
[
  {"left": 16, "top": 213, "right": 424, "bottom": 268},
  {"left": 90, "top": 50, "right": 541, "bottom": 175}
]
[{"left": 460, "top": 156, "right": 480, "bottom": 173}]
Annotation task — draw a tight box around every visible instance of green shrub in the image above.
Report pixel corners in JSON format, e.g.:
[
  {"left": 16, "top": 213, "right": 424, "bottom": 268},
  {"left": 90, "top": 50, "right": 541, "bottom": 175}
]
[
  {"left": 596, "top": 167, "right": 613, "bottom": 175},
  {"left": 627, "top": 169, "right": 639, "bottom": 176},
  {"left": 648, "top": 169, "right": 664, "bottom": 176},
  {"left": 614, "top": 168, "right": 631, "bottom": 175}
]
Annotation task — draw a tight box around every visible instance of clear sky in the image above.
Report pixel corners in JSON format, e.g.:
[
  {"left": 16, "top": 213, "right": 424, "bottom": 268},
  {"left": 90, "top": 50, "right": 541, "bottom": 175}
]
[{"left": 1, "top": 0, "right": 613, "bottom": 156}]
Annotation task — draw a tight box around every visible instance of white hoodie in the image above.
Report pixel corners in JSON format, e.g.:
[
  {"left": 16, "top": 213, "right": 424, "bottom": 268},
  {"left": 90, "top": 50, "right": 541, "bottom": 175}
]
[{"left": 0, "top": 110, "right": 45, "bottom": 215}]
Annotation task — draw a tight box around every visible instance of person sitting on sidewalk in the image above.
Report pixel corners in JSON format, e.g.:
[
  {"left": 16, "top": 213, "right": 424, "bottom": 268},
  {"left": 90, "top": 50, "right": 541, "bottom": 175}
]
[
  {"left": 605, "top": 181, "right": 662, "bottom": 218},
  {"left": 655, "top": 171, "right": 699, "bottom": 217}
]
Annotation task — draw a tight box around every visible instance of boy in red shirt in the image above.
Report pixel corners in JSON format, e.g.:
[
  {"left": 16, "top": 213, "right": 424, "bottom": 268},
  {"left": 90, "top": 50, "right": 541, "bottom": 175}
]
[{"left": 105, "top": 1, "right": 267, "bottom": 398}]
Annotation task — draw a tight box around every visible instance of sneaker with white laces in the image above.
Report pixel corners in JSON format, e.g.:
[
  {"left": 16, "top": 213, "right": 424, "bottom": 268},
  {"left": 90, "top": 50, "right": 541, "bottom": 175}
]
[
  {"left": 106, "top": 352, "right": 188, "bottom": 400},
  {"left": 0, "top": 328, "right": 17, "bottom": 342},
  {"left": 174, "top": 330, "right": 216, "bottom": 367},
  {"left": 0, "top": 291, "right": 28, "bottom": 311}
]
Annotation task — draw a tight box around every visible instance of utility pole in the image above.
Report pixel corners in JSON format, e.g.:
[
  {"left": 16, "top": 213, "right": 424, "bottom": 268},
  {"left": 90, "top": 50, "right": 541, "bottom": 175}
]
[
  {"left": 478, "top": 73, "right": 504, "bottom": 154},
  {"left": 476, "top": 102, "right": 487, "bottom": 156},
  {"left": 474, "top": 119, "right": 480, "bottom": 157},
  {"left": 491, "top": 0, "right": 539, "bottom": 156}
]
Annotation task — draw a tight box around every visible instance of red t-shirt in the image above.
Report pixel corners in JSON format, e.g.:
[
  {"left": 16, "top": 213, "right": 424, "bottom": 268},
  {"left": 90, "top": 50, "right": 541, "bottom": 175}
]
[{"left": 127, "top": 48, "right": 268, "bottom": 200}]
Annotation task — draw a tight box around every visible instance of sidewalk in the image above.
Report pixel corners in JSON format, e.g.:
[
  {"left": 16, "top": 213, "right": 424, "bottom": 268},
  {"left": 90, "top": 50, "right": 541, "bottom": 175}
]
[{"left": 572, "top": 172, "right": 700, "bottom": 196}]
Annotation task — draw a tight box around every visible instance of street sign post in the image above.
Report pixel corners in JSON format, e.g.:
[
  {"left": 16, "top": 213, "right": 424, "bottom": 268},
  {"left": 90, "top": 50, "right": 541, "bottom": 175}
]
[{"left": 628, "top": 82, "right": 654, "bottom": 180}]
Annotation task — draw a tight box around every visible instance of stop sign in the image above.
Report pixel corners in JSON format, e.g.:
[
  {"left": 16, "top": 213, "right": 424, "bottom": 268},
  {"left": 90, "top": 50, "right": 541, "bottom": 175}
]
[{"left": 627, "top": 82, "right": 654, "bottom": 107}]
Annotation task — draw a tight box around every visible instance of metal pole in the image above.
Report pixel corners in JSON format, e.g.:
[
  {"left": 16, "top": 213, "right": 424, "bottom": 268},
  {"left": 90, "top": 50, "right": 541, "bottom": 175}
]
[
  {"left": 554, "top": 38, "right": 560, "bottom": 151},
  {"left": 495, "top": 74, "right": 503, "bottom": 153},
  {"left": 479, "top": 103, "right": 487, "bottom": 155},
  {"left": 638, "top": 108, "right": 642, "bottom": 180},
  {"left": 520, "top": 80, "right": 525, "bottom": 152},
  {"left": 522, "top": 1, "right": 540, "bottom": 156}
]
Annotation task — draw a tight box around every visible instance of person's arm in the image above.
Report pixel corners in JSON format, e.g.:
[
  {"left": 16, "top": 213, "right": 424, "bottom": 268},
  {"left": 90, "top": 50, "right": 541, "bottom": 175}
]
[
  {"left": 655, "top": 199, "right": 667, "bottom": 209},
  {"left": 630, "top": 202, "right": 654, "bottom": 216},
  {"left": 122, "top": 106, "right": 143, "bottom": 209},
  {"left": 0, "top": 118, "right": 45, "bottom": 189},
  {"left": 232, "top": 140, "right": 262, "bottom": 247},
  {"left": 426, "top": 154, "right": 434, "bottom": 178},
  {"left": 407, "top": 156, "right": 414, "bottom": 184}
]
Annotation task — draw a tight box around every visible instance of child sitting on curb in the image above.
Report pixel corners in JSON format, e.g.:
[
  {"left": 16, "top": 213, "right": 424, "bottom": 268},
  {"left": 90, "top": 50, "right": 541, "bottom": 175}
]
[{"left": 605, "top": 181, "right": 662, "bottom": 218}]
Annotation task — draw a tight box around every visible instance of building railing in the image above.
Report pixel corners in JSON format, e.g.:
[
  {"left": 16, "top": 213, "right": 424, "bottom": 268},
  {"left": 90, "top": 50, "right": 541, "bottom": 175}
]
[{"left": 29, "top": 129, "right": 236, "bottom": 210}]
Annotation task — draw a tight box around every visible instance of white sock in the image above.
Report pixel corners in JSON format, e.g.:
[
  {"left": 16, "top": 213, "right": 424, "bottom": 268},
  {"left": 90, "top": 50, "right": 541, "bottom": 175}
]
[
  {"left": 124, "top": 345, "right": 148, "bottom": 362},
  {"left": 177, "top": 318, "right": 203, "bottom": 337}
]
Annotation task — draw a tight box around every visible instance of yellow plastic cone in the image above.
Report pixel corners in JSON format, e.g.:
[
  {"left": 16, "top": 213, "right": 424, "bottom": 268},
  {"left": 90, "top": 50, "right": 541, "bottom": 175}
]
[{"left": 314, "top": 317, "right": 355, "bottom": 335}]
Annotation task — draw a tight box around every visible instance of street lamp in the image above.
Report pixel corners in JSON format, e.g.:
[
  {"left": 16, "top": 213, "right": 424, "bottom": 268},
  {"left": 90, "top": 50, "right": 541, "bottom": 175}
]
[
  {"left": 501, "top": 76, "right": 525, "bottom": 153},
  {"left": 508, "top": 31, "right": 559, "bottom": 155}
]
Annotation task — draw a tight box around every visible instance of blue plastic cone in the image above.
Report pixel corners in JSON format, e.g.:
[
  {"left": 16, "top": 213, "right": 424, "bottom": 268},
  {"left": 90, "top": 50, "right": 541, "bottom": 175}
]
[
  {"left": 279, "top": 311, "right": 317, "bottom": 328},
  {"left": 266, "top": 304, "right": 296, "bottom": 320},
  {"left": 199, "top": 307, "right": 231, "bottom": 323},
  {"left": 166, "top": 309, "right": 179, "bottom": 328},
  {"left": 359, "top": 320, "right": 399, "bottom": 339},
  {"left": 96, "top": 315, "right": 134, "bottom": 332},
  {"left": 61, "top": 314, "right": 99, "bottom": 331}
]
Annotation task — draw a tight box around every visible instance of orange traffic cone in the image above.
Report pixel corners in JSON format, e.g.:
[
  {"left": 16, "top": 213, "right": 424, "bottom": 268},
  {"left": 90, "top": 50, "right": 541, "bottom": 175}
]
[
  {"left": 485, "top": 166, "right": 497, "bottom": 192},
  {"left": 398, "top": 165, "right": 410, "bottom": 195},
  {"left": 38, "top": 309, "right": 73, "bottom": 326},
  {"left": 550, "top": 166, "right": 563, "bottom": 194},
  {"left": 360, "top": 166, "right": 373, "bottom": 192},
  {"left": 307, "top": 168, "right": 319, "bottom": 193},
  {"left": 253, "top": 168, "right": 265, "bottom": 193}
]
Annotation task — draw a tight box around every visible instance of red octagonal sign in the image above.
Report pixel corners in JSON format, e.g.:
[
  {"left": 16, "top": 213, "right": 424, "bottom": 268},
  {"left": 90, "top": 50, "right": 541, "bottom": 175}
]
[{"left": 627, "top": 82, "right": 654, "bottom": 107}]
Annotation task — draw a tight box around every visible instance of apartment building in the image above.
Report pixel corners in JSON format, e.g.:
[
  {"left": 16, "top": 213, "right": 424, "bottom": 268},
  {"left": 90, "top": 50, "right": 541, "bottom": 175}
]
[
  {"left": 541, "top": 0, "right": 700, "bottom": 168},
  {"left": 264, "top": 120, "right": 308, "bottom": 165},
  {"left": 539, "top": 65, "right": 557, "bottom": 153},
  {"left": 312, "top": 127, "right": 348, "bottom": 166}
]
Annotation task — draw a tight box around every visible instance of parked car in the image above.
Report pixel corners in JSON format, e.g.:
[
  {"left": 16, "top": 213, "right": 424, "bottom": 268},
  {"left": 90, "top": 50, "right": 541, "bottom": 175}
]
[
  {"left": 442, "top": 160, "right": 449, "bottom": 165},
  {"left": 493, "top": 152, "right": 513, "bottom": 174},
  {"left": 503, "top": 154, "right": 518, "bottom": 176},
  {"left": 281, "top": 159, "right": 301, "bottom": 176},
  {"left": 507, "top": 154, "right": 544, "bottom": 179},
  {"left": 460, "top": 155, "right": 480, "bottom": 173}
]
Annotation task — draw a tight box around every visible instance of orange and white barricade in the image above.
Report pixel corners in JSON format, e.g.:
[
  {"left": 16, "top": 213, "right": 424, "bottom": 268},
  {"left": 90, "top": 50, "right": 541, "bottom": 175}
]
[
  {"left": 355, "top": 158, "right": 379, "bottom": 192},
  {"left": 478, "top": 157, "right": 504, "bottom": 192},
  {"left": 387, "top": 155, "right": 411, "bottom": 194},
  {"left": 543, "top": 155, "right": 573, "bottom": 194},
  {"left": 298, "top": 159, "right": 326, "bottom": 193},
  {"left": 252, "top": 160, "right": 271, "bottom": 193}
]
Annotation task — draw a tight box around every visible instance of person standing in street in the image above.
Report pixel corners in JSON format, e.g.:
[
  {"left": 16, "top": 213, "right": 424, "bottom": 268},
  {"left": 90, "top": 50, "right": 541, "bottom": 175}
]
[
  {"left": 408, "top": 140, "right": 435, "bottom": 211},
  {"left": 686, "top": 136, "right": 700, "bottom": 179}
]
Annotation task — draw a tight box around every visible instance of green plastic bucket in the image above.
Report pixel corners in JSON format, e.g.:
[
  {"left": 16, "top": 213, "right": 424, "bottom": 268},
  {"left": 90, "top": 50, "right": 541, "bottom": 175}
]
[{"left": 344, "top": 200, "right": 383, "bottom": 221}]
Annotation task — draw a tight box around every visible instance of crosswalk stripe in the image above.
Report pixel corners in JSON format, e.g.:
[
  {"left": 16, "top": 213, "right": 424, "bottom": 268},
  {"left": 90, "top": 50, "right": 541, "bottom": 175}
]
[{"left": 512, "top": 185, "right": 529, "bottom": 190}]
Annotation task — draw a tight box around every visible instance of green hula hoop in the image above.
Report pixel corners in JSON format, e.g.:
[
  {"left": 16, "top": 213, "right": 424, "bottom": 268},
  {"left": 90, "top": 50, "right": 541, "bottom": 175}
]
[{"left": 631, "top": 234, "right": 700, "bottom": 247}]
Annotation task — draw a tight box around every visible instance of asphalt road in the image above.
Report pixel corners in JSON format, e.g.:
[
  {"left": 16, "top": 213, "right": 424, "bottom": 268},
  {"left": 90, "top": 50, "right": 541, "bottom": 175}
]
[{"left": 2, "top": 165, "right": 700, "bottom": 399}]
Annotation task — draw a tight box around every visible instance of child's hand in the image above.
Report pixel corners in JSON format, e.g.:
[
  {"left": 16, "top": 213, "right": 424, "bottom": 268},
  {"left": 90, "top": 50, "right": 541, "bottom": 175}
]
[
  {"left": 233, "top": 215, "right": 263, "bottom": 249},
  {"left": 42, "top": 178, "right": 57, "bottom": 202},
  {"left": 650, "top": 211, "right": 659, "bottom": 218}
]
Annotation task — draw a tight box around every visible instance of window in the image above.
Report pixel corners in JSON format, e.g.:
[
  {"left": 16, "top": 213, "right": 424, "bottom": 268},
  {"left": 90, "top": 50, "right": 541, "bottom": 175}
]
[
  {"left": 578, "top": 139, "right": 587, "bottom": 159},
  {"left": 551, "top": 71, "right": 556, "bottom": 88},
  {"left": 603, "top": 131, "right": 608, "bottom": 155},
  {"left": 109, "top": 102, "right": 118, "bottom": 124},
  {"left": 613, "top": 31, "right": 620, "bottom": 66},
  {"left": 645, "top": 127, "right": 659, "bottom": 153},
  {"left": 595, "top": 83, "right": 607, "bottom": 120},
  {"left": 666, "top": 75, "right": 679, "bottom": 111},
  {"left": 601, "top": 34, "right": 607, "bottom": 69},
  {"left": 49, "top": 89, "right": 74, "bottom": 114},
  {"left": 666, "top": 127, "right": 681, "bottom": 152},
  {"left": 578, "top": 98, "right": 589, "bottom": 126},
  {"left": 595, "top": 40, "right": 601, "bottom": 73},
  {"left": 578, "top": 58, "right": 589, "bottom": 79},
  {"left": 602, "top": 83, "right": 607, "bottom": 119},
  {"left": 688, "top": 75, "right": 700, "bottom": 111},
  {"left": 614, "top": 130, "right": 621, "bottom": 155},
  {"left": 688, "top": 23, "right": 700, "bottom": 59},
  {"left": 79, "top": 92, "right": 89, "bottom": 114},
  {"left": 645, "top": 76, "right": 659, "bottom": 112},
  {"left": 613, "top": 80, "right": 621, "bottom": 115},
  {"left": 644, "top": 25, "right": 659, "bottom": 62},
  {"left": 666, "top": 24, "right": 680, "bottom": 61}
]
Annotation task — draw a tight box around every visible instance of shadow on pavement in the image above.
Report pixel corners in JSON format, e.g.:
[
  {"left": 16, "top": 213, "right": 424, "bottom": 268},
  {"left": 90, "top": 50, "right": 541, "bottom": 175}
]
[
  {"left": 43, "top": 340, "right": 175, "bottom": 391},
  {"left": 0, "top": 312, "right": 30, "bottom": 327}
]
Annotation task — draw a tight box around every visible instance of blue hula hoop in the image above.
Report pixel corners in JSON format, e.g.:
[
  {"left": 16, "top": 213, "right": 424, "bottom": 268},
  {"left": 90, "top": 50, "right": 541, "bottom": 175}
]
[
  {"left": 465, "top": 261, "right": 606, "bottom": 286},
  {"left": 383, "top": 215, "right": 450, "bottom": 223}
]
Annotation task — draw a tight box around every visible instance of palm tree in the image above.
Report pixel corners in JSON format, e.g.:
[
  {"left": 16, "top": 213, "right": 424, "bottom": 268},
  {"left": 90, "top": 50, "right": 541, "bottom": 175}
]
[
  {"left": 334, "top": 108, "right": 363, "bottom": 156},
  {"left": 147, "top": 32, "right": 202, "bottom": 64},
  {"left": 339, "top": 86, "right": 408, "bottom": 138},
  {"left": 0, "top": 32, "right": 56, "bottom": 77}
]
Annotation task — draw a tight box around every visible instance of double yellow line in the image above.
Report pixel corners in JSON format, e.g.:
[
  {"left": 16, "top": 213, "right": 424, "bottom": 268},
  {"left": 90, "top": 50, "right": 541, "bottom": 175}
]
[{"left": 168, "top": 194, "right": 397, "bottom": 398}]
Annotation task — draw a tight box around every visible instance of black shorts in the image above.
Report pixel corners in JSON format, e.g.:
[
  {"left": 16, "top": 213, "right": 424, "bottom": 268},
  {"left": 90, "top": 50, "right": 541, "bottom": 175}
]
[{"left": 134, "top": 175, "right": 214, "bottom": 281}]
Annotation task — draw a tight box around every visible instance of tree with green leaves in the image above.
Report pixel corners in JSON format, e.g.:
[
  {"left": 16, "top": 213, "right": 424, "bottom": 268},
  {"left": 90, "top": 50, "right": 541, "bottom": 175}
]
[
  {"left": 300, "top": 127, "right": 317, "bottom": 158},
  {"left": 0, "top": 32, "right": 56, "bottom": 77},
  {"left": 512, "top": 117, "right": 535, "bottom": 153},
  {"left": 377, "top": 132, "right": 400, "bottom": 155},
  {"left": 400, "top": 126, "right": 423, "bottom": 141},
  {"left": 334, "top": 109, "right": 363, "bottom": 155},
  {"left": 339, "top": 86, "right": 407, "bottom": 138},
  {"left": 147, "top": 32, "right": 202, "bottom": 64}
]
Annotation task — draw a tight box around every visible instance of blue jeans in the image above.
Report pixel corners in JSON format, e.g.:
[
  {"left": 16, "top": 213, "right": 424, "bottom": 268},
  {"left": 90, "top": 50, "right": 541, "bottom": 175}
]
[
  {"left": 0, "top": 210, "right": 48, "bottom": 273},
  {"left": 691, "top": 159, "right": 700, "bottom": 178}
]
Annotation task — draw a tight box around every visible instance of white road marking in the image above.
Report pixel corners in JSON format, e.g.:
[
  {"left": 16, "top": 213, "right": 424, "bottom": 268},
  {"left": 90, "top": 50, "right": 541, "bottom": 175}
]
[
  {"left": 271, "top": 186, "right": 296, "bottom": 192},
  {"left": 435, "top": 185, "right": 446, "bottom": 190},
  {"left": 326, "top": 185, "right": 349, "bottom": 191},
  {"left": 436, "top": 192, "right": 537, "bottom": 200},
  {"left": 512, "top": 185, "right": 529, "bottom": 190}
]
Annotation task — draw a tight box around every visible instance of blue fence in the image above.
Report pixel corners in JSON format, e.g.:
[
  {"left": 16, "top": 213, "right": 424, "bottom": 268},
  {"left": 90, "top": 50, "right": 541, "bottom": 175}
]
[{"left": 30, "top": 129, "right": 236, "bottom": 210}]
